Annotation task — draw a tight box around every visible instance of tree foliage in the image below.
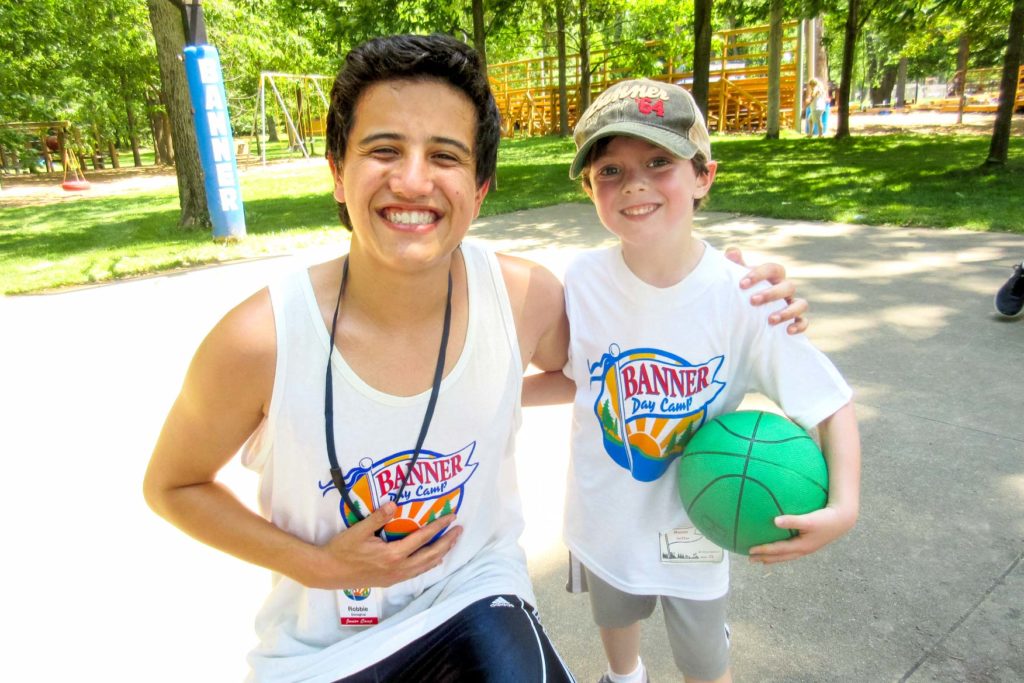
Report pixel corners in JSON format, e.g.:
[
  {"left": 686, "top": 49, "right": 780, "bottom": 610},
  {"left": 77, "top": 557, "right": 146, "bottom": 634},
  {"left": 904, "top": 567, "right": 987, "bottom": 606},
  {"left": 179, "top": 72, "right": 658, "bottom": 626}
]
[{"left": 3, "top": 0, "right": 1017, "bottom": 193}]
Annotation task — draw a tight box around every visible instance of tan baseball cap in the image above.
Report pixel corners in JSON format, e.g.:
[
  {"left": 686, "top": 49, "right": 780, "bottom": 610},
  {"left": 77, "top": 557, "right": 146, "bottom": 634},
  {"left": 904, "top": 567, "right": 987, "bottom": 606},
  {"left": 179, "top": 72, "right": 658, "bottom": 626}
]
[{"left": 570, "top": 78, "right": 712, "bottom": 179}]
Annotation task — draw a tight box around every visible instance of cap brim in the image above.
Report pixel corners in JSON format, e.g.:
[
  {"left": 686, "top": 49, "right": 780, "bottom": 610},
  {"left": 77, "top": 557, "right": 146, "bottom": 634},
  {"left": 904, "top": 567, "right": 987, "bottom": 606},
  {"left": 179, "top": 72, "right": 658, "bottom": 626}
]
[{"left": 568, "top": 122, "right": 701, "bottom": 179}]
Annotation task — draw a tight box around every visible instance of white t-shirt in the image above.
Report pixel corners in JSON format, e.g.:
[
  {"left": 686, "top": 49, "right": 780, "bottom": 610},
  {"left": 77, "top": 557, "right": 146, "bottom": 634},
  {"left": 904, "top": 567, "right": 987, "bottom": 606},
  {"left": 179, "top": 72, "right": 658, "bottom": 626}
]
[
  {"left": 241, "top": 242, "right": 534, "bottom": 682},
  {"left": 562, "top": 243, "right": 852, "bottom": 600}
]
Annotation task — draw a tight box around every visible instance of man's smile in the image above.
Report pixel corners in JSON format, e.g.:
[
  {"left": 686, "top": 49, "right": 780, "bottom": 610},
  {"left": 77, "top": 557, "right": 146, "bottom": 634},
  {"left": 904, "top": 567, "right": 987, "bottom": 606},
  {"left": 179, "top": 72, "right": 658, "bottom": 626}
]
[{"left": 381, "top": 207, "right": 442, "bottom": 228}]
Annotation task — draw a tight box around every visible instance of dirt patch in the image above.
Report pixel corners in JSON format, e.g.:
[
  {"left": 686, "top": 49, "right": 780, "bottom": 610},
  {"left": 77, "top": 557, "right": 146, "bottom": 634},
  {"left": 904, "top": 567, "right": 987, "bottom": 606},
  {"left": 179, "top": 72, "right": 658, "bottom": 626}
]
[
  {"left": 0, "top": 157, "right": 326, "bottom": 209},
  {"left": 846, "top": 110, "right": 1024, "bottom": 137}
]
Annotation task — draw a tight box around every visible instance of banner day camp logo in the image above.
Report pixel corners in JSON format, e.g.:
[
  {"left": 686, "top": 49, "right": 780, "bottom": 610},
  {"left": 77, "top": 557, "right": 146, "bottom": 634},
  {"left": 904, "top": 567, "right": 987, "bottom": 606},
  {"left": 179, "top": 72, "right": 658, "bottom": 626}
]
[
  {"left": 590, "top": 346, "right": 725, "bottom": 481},
  {"left": 320, "top": 442, "right": 479, "bottom": 542}
]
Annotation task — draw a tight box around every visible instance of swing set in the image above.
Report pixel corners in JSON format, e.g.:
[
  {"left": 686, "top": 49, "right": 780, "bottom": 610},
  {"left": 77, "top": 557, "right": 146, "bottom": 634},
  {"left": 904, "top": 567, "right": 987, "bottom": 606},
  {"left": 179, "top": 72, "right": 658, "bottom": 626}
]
[
  {"left": 0, "top": 120, "right": 90, "bottom": 191},
  {"left": 255, "top": 72, "right": 331, "bottom": 164}
]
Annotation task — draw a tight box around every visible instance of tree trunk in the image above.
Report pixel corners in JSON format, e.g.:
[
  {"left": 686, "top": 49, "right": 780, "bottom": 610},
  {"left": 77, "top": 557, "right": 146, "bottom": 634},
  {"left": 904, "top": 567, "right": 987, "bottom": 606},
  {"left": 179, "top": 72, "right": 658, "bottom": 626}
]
[
  {"left": 986, "top": 0, "right": 1024, "bottom": 166},
  {"left": 556, "top": 0, "right": 569, "bottom": 135},
  {"left": 147, "top": 91, "right": 175, "bottom": 165},
  {"left": 836, "top": 0, "right": 860, "bottom": 139},
  {"left": 766, "top": 0, "right": 783, "bottom": 139},
  {"left": 146, "top": 103, "right": 159, "bottom": 164},
  {"left": 147, "top": 0, "right": 210, "bottom": 230},
  {"left": 579, "top": 0, "right": 591, "bottom": 113},
  {"left": 267, "top": 115, "right": 280, "bottom": 143},
  {"left": 296, "top": 85, "right": 306, "bottom": 151},
  {"left": 814, "top": 16, "right": 829, "bottom": 84},
  {"left": 955, "top": 33, "right": 970, "bottom": 124},
  {"left": 472, "top": 0, "right": 487, "bottom": 75},
  {"left": 693, "top": 0, "right": 714, "bottom": 121},
  {"left": 895, "top": 57, "right": 908, "bottom": 107},
  {"left": 120, "top": 73, "right": 143, "bottom": 167},
  {"left": 91, "top": 125, "right": 104, "bottom": 170},
  {"left": 108, "top": 141, "right": 121, "bottom": 168},
  {"left": 871, "top": 64, "right": 897, "bottom": 106},
  {"left": 158, "top": 108, "right": 175, "bottom": 164}
]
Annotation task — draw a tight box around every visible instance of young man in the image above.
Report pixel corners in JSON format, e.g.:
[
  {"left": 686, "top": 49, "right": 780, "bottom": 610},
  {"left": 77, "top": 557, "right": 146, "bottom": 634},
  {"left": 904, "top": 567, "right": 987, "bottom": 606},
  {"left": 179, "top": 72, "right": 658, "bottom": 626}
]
[{"left": 144, "top": 37, "right": 804, "bottom": 682}]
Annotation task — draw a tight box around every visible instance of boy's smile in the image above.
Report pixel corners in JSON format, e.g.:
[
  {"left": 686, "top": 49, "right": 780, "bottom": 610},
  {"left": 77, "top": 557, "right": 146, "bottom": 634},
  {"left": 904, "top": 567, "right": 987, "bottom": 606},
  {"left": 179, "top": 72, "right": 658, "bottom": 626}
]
[{"left": 621, "top": 203, "right": 660, "bottom": 217}]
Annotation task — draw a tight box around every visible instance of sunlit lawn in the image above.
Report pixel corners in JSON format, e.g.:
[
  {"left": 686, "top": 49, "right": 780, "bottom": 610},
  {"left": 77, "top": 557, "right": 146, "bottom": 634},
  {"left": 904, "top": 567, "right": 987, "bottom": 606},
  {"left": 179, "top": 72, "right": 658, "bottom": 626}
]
[
  {"left": 1, "top": 131, "right": 1021, "bottom": 293},
  {"left": 1, "top": 163, "right": 341, "bottom": 294},
  {"left": 709, "top": 133, "right": 1024, "bottom": 231}
]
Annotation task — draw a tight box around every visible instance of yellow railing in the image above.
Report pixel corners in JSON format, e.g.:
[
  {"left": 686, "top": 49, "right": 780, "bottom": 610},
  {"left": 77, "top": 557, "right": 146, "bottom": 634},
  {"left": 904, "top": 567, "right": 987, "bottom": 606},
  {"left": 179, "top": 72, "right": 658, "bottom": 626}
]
[
  {"left": 927, "top": 65, "right": 1024, "bottom": 113},
  {"left": 489, "top": 22, "right": 802, "bottom": 136}
]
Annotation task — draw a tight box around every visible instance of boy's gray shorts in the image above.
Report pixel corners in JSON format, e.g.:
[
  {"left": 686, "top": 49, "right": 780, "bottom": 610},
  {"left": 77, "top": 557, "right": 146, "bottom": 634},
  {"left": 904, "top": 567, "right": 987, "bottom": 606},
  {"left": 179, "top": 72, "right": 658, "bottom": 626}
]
[{"left": 583, "top": 565, "right": 730, "bottom": 681}]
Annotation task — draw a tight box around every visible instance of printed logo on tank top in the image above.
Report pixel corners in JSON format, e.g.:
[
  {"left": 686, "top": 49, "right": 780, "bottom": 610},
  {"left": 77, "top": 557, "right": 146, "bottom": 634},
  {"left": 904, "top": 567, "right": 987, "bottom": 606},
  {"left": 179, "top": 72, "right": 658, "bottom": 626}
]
[
  {"left": 589, "top": 345, "right": 725, "bottom": 482},
  {"left": 319, "top": 442, "right": 479, "bottom": 542}
]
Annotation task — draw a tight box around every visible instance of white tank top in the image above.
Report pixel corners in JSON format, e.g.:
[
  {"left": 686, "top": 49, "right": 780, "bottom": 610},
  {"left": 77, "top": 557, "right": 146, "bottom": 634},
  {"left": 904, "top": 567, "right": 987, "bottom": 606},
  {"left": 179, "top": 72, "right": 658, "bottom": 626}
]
[{"left": 241, "top": 241, "right": 534, "bottom": 683}]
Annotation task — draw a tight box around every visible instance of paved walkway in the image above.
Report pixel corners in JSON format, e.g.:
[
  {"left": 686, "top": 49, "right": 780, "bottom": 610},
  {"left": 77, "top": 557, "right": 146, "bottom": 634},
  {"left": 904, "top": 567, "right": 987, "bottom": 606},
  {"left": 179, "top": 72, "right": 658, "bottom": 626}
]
[{"left": 3, "top": 205, "right": 1022, "bottom": 682}]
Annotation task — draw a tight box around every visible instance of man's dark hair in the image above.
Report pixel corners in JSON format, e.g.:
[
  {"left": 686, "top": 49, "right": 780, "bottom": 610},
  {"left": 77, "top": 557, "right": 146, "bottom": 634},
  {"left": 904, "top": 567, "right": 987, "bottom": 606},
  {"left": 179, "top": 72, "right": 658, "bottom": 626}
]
[{"left": 325, "top": 34, "right": 501, "bottom": 230}]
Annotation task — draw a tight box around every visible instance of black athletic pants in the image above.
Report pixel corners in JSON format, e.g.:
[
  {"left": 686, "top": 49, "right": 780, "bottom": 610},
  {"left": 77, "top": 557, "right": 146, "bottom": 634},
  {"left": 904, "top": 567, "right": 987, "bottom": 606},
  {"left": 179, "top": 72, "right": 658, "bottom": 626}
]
[{"left": 335, "top": 595, "right": 576, "bottom": 683}]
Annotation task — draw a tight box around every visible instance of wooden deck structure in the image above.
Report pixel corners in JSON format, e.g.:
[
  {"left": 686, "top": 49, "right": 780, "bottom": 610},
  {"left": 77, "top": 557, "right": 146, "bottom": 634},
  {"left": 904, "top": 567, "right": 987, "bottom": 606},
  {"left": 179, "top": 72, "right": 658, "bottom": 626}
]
[
  {"left": 488, "top": 22, "right": 803, "bottom": 137},
  {"left": 932, "top": 65, "right": 1024, "bottom": 113}
]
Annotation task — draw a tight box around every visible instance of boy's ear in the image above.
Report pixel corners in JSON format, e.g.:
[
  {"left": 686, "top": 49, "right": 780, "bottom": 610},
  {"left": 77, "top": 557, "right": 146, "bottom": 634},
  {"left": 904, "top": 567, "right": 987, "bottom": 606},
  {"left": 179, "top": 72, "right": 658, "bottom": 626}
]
[
  {"left": 581, "top": 177, "right": 595, "bottom": 201},
  {"left": 328, "top": 157, "right": 345, "bottom": 203},
  {"left": 693, "top": 160, "right": 718, "bottom": 199}
]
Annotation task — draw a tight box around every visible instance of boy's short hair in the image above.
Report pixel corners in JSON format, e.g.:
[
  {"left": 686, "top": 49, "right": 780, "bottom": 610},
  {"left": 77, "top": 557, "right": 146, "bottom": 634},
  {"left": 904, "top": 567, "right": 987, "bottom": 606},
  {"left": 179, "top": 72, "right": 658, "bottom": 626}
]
[
  {"left": 569, "top": 78, "right": 712, "bottom": 180},
  {"left": 325, "top": 34, "right": 501, "bottom": 230}
]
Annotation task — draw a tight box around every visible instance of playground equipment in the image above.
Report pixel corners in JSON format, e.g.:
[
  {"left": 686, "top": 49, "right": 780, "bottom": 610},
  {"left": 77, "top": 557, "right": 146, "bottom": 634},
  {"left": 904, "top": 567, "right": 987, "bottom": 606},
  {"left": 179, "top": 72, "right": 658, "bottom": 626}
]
[
  {"left": 1, "top": 120, "right": 90, "bottom": 190},
  {"left": 256, "top": 72, "right": 331, "bottom": 164},
  {"left": 61, "top": 142, "right": 90, "bottom": 191},
  {"left": 487, "top": 21, "right": 805, "bottom": 136},
  {"left": 1, "top": 120, "right": 71, "bottom": 174}
]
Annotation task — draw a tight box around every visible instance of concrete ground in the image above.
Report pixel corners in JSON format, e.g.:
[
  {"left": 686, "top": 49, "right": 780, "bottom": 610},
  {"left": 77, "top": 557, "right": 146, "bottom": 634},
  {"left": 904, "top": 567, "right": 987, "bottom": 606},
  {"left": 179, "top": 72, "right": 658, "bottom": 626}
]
[{"left": 2, "top": 204, "right": 1022, "bottom": 682}]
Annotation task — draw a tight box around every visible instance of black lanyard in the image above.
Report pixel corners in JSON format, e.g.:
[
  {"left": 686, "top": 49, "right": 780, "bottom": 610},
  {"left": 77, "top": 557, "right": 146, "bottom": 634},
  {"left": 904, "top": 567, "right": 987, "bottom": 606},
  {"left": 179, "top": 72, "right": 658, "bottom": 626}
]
[{"left": 324, "top": 257, "right": 453, "bottom": 524}]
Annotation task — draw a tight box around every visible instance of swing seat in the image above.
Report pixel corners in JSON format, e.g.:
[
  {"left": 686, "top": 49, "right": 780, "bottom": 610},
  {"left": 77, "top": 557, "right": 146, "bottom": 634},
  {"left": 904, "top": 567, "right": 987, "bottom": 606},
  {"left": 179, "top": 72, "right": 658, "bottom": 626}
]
[{"left": 62, "top": 179, "right": 91, "bottom": 191}]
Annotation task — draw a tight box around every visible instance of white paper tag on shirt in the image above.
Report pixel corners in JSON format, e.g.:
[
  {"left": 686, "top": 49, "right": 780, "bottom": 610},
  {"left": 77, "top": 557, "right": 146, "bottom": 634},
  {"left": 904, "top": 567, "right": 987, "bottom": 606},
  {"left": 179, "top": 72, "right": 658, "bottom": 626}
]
[
  {"left": 337, "top": 587, "right": 381, "bottom": 626},
  {"left": 660, "top": 526, "right": 725, "bottom": 563}
]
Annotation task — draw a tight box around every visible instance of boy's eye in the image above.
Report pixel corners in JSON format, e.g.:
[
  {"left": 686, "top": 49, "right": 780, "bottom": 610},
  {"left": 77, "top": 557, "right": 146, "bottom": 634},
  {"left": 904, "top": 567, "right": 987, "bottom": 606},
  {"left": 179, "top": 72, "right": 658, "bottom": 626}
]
[
  {"left": 596, "top": 165, "right": 620, "bottom": 177},
  {"left": 370, "top": 146, "right": 399, "bottom": 158},
  {"left": 648, "top": 157, "right": 671, "bottom": 168}
]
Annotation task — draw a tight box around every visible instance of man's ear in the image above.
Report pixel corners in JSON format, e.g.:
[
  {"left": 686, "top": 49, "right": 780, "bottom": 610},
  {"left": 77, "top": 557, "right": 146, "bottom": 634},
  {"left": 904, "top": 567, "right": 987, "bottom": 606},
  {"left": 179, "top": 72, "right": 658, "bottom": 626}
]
[
  {"left": 471, "top": 178, "right": 491, "bottom": 219},
  {"left": 328, "top": 157, "right": 345, "bottom": 203},
  {"left": 694, "top": 160, "right": 718, "bottom": 199}
]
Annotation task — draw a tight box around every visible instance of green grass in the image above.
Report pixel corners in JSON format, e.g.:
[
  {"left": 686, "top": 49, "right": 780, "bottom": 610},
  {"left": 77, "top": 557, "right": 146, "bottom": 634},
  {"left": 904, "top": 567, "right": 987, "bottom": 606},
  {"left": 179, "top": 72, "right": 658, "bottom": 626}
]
[
  {"left": 108, "top": 138, "right": 313, "bottom": 168},
  {"left": 487, "top": 131, "right": 1024, "bottom": 233},
  {"left": 486, "top": 135, "right": 582, "bottom": 214},
  {"left": 709, "top": 133, "right": 1024, "bottom": 231},
  {"left": 0, "top": 165, "right": 342, "bottom": 294},
  {"left": 1, "top": 131, "right": 1021, "bottom": 294},
  {"left": 114, "top": 149, "right": 157, "bottom": 167}
]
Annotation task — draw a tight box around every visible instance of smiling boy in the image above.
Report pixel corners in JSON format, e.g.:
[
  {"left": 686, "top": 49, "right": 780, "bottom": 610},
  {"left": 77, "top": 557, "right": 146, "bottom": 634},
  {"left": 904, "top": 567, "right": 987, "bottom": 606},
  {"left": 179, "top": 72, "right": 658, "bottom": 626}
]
[{"left": 527, "top": 79, "right": 861, "bottom": 683}]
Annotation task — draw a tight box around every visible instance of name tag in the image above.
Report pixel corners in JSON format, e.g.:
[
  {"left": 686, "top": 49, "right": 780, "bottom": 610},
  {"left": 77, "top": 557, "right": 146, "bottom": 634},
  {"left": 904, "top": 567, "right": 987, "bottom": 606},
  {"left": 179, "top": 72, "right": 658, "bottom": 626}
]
[
  {"left": 337, "top": 587, "right": 381, "bottom": 626},
  {"left": 659, "top": 526, "right": 725, "bottom": 564}
]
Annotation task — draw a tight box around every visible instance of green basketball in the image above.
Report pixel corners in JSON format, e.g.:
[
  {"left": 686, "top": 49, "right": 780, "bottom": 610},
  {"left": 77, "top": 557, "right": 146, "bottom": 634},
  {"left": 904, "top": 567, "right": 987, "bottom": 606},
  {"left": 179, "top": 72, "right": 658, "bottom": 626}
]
[{"left": 677, "top": 410, "right": 828, "bottom": 555}]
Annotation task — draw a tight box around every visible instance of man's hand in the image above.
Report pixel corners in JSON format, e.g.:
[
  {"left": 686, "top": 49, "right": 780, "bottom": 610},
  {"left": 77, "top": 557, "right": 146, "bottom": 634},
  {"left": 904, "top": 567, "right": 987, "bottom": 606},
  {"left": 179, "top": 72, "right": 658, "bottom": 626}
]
[
  {"left": 725, "top": 247, "right": 809, "bottom": 335},
  {"left": 310, "top": 501, "right": 462, "bottom": 589}
]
